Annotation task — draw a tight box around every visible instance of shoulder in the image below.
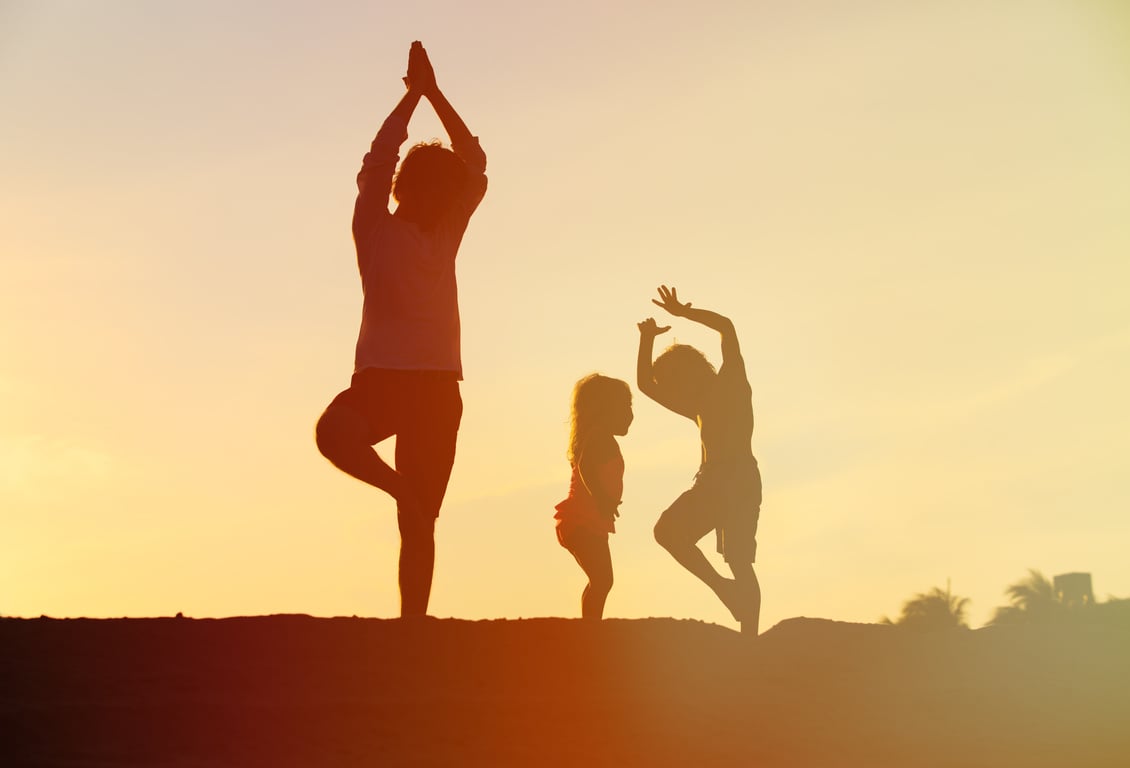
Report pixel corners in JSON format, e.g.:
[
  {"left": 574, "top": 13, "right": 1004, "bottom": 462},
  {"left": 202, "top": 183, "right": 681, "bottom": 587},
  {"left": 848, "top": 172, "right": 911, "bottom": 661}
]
[
  {"left": 451, "top": 135, "right": 487, "bottom": 175},
  {"left": 718, "top": 356, "right": 750, "bottom": 388},
  {"left": 353, "top": 207, "right": 402, "bottom": 251},
  {"left": 712, "top": 364, "right": 751, "bottom": 412},
  {"left": 443, "top": 173, "right": 488, "bottom": 227}
]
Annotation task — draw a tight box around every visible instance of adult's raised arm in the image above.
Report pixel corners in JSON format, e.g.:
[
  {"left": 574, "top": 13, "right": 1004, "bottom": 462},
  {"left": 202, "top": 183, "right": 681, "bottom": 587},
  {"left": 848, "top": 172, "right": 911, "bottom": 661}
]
[
  {"left": 412, "top": 42, "right": 488, "bottom": 192},
  {"left": 351, "top": 71, "right": 423, "bottom": 243}
]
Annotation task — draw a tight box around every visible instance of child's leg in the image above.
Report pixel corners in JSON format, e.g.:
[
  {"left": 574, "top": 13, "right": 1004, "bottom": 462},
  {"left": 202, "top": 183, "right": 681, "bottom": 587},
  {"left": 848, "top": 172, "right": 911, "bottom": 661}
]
[
  {"left": 654, "top": 490, "right": 738, "bottom": 612},
  {"left": 569, "top": 532, "right": 613, "bottom": 620},
  {"left": 729, "top": 562, "right": 761, "bottom": 635}
]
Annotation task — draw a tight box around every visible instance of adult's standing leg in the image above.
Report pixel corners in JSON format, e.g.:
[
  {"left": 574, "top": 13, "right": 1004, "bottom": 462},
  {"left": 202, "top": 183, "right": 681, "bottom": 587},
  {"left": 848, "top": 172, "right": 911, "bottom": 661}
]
[{"left": 395, "top": 376, "right": 463, "bottom": 616}]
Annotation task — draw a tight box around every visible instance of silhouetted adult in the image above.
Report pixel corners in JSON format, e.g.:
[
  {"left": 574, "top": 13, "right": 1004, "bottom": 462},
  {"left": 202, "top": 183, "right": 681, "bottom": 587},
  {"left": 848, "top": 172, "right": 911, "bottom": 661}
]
[
  {"left": 316, "top": 42, "right": 487, "bottom": 617},
  {"left": 637, "top": 286, "right": 763, "bottom": 634}
]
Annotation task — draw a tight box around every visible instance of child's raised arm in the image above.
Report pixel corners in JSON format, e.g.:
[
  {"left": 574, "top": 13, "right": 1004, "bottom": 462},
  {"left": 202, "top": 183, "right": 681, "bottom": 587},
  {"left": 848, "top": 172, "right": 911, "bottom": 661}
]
[
  {"left": 652, "top": 285, "right": 742, "bottom": 368},
  {"left": 638, "top": 317, "right": 697, "bottom": 420}
]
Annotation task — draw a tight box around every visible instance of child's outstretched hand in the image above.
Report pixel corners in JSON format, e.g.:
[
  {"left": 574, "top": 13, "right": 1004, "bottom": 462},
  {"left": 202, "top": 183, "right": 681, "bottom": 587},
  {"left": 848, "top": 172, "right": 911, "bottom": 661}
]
[
  {"left": 404, "top": 40, "right": 436, "bottom": 94},
  {"left": 638, "top": 317, "right": 671, "bottom": 337},
  {"left": 652, "top": 285, "right": 691, "bottom": 317}
]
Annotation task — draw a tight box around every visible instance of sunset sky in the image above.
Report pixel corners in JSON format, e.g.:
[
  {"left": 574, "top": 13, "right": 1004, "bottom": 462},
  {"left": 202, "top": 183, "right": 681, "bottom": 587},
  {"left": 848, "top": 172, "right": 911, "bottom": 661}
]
[{"left": 3, "top": 1, "right": 1128, "bottom": 631}]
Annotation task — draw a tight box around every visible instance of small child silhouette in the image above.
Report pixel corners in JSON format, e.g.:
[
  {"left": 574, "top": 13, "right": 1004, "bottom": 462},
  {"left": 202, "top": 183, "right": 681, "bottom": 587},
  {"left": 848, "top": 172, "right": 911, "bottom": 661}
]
[
  {"left": 637, "top": 286, "right": 763, "bottom": 633},
  {"left": 553, "top": 374, "right": 633, "bottom": 620}
]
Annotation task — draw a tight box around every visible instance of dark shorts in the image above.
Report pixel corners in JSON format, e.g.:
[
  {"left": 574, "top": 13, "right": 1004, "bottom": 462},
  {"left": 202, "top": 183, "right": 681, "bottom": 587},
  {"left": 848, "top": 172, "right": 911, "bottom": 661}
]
[
  {"left": 661, "top": 460, "right": 761, "bottom": 564},
  {"left": 324, "top": 368, "right": 462, "bottom": 519}
]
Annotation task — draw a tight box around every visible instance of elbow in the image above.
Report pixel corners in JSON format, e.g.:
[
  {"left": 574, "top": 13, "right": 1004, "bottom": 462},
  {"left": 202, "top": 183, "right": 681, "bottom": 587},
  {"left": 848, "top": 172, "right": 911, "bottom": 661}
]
[{"left": 637, "top": 359, "right": 653, "bottom": 389}]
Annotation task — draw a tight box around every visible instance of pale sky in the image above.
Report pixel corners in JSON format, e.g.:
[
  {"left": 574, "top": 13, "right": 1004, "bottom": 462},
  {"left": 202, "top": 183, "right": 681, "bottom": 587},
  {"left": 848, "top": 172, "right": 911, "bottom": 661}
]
[{"left": 2, "top": 1, "right": 1128, "bottom": 630}]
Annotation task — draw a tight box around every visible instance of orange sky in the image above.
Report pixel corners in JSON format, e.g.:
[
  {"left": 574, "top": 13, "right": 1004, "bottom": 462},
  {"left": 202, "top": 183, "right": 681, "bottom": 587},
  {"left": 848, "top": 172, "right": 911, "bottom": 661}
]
[{"left": 2, "top": 1, "right": 1129, "bottom": 630}]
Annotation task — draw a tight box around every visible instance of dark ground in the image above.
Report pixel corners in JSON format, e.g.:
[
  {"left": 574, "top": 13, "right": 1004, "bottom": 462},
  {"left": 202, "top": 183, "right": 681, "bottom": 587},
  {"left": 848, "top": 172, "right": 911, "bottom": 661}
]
[{"left": 1, "top": 614, "right": 1127, "bottom": 767}]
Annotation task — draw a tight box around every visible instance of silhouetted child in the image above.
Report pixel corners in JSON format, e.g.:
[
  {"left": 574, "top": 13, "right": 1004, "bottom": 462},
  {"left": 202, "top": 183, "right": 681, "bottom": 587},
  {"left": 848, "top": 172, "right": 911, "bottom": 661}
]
[
  {"left": 315, "top": 42, "right": 487, "bottom": 617},
  {"left": 637, "top": 286, "right": 763, "bottom": 634},
  {"left": 554, "top": 374, "right": 633, "bottom": 620}
]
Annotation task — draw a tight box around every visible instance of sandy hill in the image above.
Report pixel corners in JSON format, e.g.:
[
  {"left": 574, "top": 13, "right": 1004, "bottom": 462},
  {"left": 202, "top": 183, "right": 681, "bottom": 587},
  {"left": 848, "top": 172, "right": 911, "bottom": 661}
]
[{"left": 2, "top": 615, "right": 1127, "bottom": 767}]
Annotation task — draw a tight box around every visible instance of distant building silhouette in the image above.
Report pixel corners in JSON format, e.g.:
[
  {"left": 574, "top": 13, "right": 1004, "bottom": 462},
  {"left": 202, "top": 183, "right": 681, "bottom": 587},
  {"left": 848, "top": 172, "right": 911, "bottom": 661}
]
[{"left": 1053, "top": 572, "right": 1094, "bottom": 609}]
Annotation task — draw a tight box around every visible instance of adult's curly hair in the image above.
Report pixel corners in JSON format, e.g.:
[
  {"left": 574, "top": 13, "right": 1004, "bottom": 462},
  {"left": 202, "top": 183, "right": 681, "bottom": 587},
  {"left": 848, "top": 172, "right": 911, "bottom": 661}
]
[{"left": 391, "top": 141, "right": 468, "bottom": 229}]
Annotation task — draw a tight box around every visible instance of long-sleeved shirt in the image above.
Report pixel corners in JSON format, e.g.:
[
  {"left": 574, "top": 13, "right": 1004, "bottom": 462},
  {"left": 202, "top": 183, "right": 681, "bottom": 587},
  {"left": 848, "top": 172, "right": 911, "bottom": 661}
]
[{"left": 351, "top": 112, "right": 488, "bottom": 378}]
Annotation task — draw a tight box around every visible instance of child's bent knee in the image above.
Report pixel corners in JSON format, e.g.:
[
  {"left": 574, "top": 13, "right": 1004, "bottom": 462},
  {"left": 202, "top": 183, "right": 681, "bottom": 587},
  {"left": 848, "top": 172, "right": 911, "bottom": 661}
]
[{"left": 591, "top": 571, "right": 613, "bottom": 594}]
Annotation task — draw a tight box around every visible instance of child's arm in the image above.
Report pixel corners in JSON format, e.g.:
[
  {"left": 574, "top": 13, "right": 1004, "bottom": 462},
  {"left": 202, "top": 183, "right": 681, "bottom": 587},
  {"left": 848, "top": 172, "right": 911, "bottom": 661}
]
[
  {"left": 351, "top": 51, "right": 425, "bottom": 242},
  {"left": 577, "top": 440, "right": 623, "bottom": 520},
  {"left": 638, "top": 318, "right": 697, "bottom": 420},
  {"left": 652, "top": 284, "right": 742, "bottom": 367}
]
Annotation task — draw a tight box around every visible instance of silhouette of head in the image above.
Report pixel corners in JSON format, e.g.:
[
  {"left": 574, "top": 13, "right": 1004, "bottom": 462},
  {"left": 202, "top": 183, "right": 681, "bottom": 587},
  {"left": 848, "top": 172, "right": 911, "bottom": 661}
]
[
  {"left": 652, "top": 344, "right": 715, "bottom": 411},
  {"left": 392, "top": 141, "right": 468, "bottom": 227},
  {"left": 568, "top": 374, "right": 633, "bottom": 463}
]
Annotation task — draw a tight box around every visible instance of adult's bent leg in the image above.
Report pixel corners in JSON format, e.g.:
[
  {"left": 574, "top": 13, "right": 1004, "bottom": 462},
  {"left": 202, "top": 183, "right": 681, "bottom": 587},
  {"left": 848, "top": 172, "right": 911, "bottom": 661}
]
[{"left": 315, "top": 402, "right": 407, "bottom": 499}]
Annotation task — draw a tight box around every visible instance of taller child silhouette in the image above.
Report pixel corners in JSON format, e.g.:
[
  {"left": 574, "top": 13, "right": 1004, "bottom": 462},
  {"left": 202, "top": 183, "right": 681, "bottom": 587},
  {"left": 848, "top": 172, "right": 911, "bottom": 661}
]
[
  {"left": 316, "top": 42, "right": 487, "bottom": 617},
  {"left": 638, "top": 286, "right": 763, "bottom": 633}
]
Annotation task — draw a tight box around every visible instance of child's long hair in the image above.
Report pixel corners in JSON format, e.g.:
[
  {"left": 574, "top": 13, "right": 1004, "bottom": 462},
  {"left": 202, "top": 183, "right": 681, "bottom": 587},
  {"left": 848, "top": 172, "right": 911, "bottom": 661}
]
[{"left": 568, "top": 374, "right": 631, "bottom": 465}]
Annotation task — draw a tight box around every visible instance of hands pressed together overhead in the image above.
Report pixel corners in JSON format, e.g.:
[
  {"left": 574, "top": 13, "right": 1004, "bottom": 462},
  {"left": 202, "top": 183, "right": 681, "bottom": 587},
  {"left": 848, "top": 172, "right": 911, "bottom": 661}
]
[{"left": 404, "top": 40, "right": 437, "bottom": 95}]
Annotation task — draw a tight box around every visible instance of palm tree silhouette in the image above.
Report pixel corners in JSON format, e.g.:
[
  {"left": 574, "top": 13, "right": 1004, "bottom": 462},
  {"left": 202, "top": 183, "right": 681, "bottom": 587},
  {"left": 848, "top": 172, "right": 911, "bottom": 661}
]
[
  {"left": 988, "top": 569, "right": 1064, "bottom": 625},
  {"left": 881, "top": 582, "right": 970, "bottom": 629}
]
